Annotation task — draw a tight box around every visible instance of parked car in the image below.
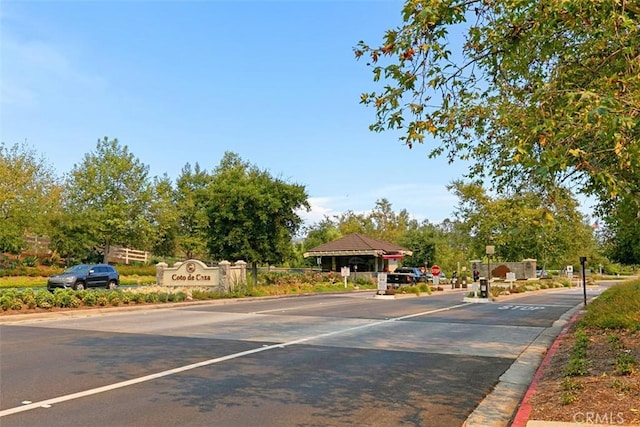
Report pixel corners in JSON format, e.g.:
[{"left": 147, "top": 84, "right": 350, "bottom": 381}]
[
  {"left": 425, "top": 271, "right": 447, "bottom": 281},
  {"left": 386, "top": 267, "right": 427, "bottom": 287},
  {"left": 47, "top": 264, "right": 120, "bottom": 291}
]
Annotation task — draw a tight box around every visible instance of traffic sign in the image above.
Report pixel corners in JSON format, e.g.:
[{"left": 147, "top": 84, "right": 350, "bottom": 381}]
[{"left": 431, "top": 265, "right": 441, "bottom": 276}]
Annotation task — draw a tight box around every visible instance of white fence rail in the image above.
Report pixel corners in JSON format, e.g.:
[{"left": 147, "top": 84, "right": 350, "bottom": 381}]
[
  {"left": 24, "top": 235, "right": 52, "bottom": 255},
  {"left": 107, "top": 247, "right": 150, "bottom": 265},
  {"left": 22, "top": 235, "right": 151, "bottom": 265}
]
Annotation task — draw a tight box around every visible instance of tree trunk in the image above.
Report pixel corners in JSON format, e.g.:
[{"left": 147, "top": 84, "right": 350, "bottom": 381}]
[
  {"left": 251, "top": 261, "right": 258, "bottom": 284},
  {"left": 103, "top": 238, "right": 110, "bottom": 264}
]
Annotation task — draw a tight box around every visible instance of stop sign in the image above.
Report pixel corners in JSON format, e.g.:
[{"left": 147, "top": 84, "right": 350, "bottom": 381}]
[{"left": 431, "top": 265, "right": 441, "bottom": 276}]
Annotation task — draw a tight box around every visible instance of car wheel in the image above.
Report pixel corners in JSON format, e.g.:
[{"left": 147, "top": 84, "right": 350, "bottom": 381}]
[
  {"left": 107, "top": 280, "right": 118, "bottom": 290},
  {"left": 75, "top": 282, "right": 85, "bottom": 291}
]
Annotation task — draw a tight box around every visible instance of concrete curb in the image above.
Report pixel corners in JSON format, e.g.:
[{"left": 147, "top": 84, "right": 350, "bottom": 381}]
[{"left": 509, "top": 309, "right": 583, "bottom": 427}]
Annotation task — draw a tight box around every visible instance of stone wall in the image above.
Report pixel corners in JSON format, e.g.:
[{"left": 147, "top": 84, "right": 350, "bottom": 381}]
[
  {"left": 155, "top": 259, "right": 247, "bottom": 292},
  {"left": 470, "top": 258, "right": 537, "bottom": 280}
]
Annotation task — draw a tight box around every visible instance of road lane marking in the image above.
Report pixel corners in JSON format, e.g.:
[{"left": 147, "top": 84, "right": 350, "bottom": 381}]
[
  {"left": 0, "top": 302, "right": 468, "bottom": 417},
  {"left": 498, "top": 305, "right": 546, "bottom": 311},
  {"left": 251, "top": 298, "right": 362, "bottom": 314}
]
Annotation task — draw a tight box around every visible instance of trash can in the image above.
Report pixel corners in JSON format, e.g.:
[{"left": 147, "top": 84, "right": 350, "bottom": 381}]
[{"left": 480, "top": 278, "right": 489, "bottom": 298}]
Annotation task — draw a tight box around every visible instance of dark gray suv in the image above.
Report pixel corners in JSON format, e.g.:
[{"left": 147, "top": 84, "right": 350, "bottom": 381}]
[{"left": 47, "top": 264, "right": 120, "bottom": 291}]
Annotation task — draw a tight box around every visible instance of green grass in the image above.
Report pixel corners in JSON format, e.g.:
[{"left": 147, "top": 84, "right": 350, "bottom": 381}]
[
  {"left": 561, "top": 279, "right": 640, "bottom": 399},
  {"left": 582, "top": 280, "right": 640, "bottom": 331}
]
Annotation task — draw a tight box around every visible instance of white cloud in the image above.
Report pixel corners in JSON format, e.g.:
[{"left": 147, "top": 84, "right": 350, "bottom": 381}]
[{"left": 297, "top": 184, "right": 458, "bottom": 229}]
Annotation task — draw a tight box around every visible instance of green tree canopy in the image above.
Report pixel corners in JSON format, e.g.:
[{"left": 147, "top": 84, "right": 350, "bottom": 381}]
[
  {"left": 602, "top": 194, "right": 640, "bottom": 264},
  {"left": 355, "top": 0, "right": 640, "bottom": 210},
  {"left": 206, "top": 152, "right": 310, "bottom": 279},
  {"left": 62, "top": 137, "right": 154, "bottom": 262},
  {"left": 397, "top": 221, "right": 437, "bottom": 268},
  {"left": 0, "top": 142, "right": 62, "bottom": 254},
  {"left": 175, "top": 162, "right": 211, "bottom": 259},
  {"left": 332, "top": 198, "right": 416, "bottom": 243},
  {"left": 149, "top": 174, "right": 180, "bottom": 258},
  {"left": 448, "top": 180, "right": 596, "bottom": 268}
]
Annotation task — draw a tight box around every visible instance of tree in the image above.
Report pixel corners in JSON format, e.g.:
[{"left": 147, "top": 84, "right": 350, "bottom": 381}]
[
  {"left": 355, "top": 0, "right": 640, "bottom": 210},
  {"left": 48, "top": 211, "right": 100, "bottom": 265},
  {"left": 602, "top": 194, "right": 640, "bottom": 264},
  {"left": 397, "top": 221, "right": 437, "bottom": 268},
  {"left": 304, "top": 217, "right": 342, "bottom": 251},
  {"left": 0, "top": 142, "right": 62, "bottom": 254},
  {"left": 175, "top": 163, "right": 211, "bottom": 259},
  {"left": 331, "top": 199, "right": 416, "bottom": 244},
  {"left": 62, "top": 137, "right": 154, "bottom": 262},
  {"left": 206, "top": 152, "right": 310, "bottom": 282},
  {"left": 299, "top": 217, "right": 343, "bottom": 267},
  {"left": 368, "top": 198, "right": 414, "bottom": 242},
  {"left": 448, "top": 180, "right": 595, "bottom": 268},
  {"left": 149, "top": 174, "right": 180, "bottom": 258}
]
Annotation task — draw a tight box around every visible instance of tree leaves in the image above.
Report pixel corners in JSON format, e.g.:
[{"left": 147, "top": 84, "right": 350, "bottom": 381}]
[
  {"left": 0, "top": 142, "right": 62, "bottom": 254},
  {"left": 206, "top": 152, "right": 310, "bottom": 266},
  {"left": 64, "top": 137, "right": 154, "bottom": 258},
  {"left": 356, "top": 0, "right": 640, "bottom": 210}
]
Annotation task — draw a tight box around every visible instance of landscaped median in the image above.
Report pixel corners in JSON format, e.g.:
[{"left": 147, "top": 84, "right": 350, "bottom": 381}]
[
  {"left": 522, "top": 279, "right": 640, "bottom": 426},
  {"left": 0, "top": 269, "right": 382, "bottom": 314}
]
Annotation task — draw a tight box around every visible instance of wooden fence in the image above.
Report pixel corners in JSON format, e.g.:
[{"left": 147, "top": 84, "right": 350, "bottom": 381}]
[
  {"left": 106, "top": 247, "right": 151, "bottom": 265},
  {"left": 24, "top": 235, "right": 52, "bottom": 255},
  {"left": 23, "top": 235, "right": 151, "bottom": 265}
]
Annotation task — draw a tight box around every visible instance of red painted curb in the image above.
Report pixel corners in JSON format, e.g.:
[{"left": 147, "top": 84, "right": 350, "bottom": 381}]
[{"left": 510, "top": 310, "right": 583, "bottom": 427}]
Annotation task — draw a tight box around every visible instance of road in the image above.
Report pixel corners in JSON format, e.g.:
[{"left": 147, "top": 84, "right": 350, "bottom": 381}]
[{"left": 0, "top": 285, "right": 604, "bottom": 427}]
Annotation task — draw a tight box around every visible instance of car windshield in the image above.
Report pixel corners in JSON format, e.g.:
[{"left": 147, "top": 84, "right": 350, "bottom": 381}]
[{"left": 64, "top": 265, "right": 89, "bottom": 274}]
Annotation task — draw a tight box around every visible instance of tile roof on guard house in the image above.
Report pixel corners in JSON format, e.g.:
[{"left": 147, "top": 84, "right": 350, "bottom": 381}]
[{"left": 303, "top": 233, "right": 412, "bottom": 274}]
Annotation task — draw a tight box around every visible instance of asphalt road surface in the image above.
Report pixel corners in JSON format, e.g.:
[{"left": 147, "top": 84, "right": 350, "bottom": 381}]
[{"left": 0, "top": 285, "right": 604, "bottom": 427}]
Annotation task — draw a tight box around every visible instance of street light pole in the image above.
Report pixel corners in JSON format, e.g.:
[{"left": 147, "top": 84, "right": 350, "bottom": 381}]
[{"left": 486, "top": 245, "right": 495, "bottom": 280}]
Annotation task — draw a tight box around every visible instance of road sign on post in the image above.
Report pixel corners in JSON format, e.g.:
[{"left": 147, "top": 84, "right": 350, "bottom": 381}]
[
  {"left": 377, "top": 273, "right": 387, "bottom": 293},
  {"left": 431, "top": 265, "right": 441, "bottom": 277},
  {"left": 431, "top": 265, "right": 441, "bottom": 286},
  {"left": 341, "top": 266, "right": 350, "bottom": 288}
]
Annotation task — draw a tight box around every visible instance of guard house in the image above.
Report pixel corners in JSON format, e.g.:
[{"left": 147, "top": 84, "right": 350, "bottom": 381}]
[{"left": 303, "top": 233, "right": 413, "bottom": 278}]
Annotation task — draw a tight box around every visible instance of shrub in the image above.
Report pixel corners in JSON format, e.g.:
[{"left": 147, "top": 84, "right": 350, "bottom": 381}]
[
  {"left": 1, "top": 295, "right": 14, "bottom": 311},
  {"left": 24, "top": 295, "right": 36, "bottom": 309},
  {"left": 120, "top": 293, "right": 131, "bottom": 304},
  {"left": 191, "top": 289, "right": 210, "bottom": 300},
  {"left": 130, "top": 293, "right": 146, "bottom": 304},
  {"left": 10, "top": 299, "right": 23, "bottom": 310},
  {"left": 565, "top": 329, "right": 589, "bottom": 377},
  {"left": 35, "top": 290, "right": 54, "bottom": 309},
  {"left": 53, "top": 289, "right": 78, "bottom": 308},
  {"left": 615, "top": 352, "right": 637, "bottom": 376},
  {"left": 107, "top": 291, "right": 122, "bottom": 305},
  {"left": 70, "top": 296, "right": 82, "bottom": 308},
  {"left": 82, "top": 292, "right": 97, "bottom": 306}
]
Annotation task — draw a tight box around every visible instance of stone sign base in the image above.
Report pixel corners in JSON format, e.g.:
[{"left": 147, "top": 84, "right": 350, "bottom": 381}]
[{"left": 156, "top": 259, "right": 246, "bottom": 293}]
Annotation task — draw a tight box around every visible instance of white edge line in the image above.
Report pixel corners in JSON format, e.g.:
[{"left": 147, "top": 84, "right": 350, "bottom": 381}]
[{"left": 0, "top": 302, "right": 468, "bottom": 417}]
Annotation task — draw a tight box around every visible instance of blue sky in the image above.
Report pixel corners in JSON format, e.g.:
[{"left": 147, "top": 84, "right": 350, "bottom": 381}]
[{"left": 0, "top": 0, "right": 594, "bottom": 227}]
